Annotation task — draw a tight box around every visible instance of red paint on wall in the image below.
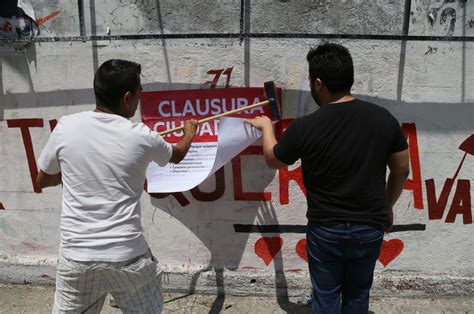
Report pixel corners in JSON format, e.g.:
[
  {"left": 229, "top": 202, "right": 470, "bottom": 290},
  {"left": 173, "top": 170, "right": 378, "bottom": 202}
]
[
  {"left": 459, "top": 134, "right": 474, "bottom": 155},
  {"left": 232, "top": 146, "right": 272, "bottom": 201},
  {"left": 402, "top": 123, "right": 423, "bottom": 209},
  {"left": 445, "top": 179, "right": 472, "bottom": 224},
  {"left": 36, "top": 10, "right": 61, "bottom": 25},
  {"left": 241, "top": 266, "right": 259, "bottom": 270},
  {"left": 254, "top": 237, "right": 283, "bottom": 266},
  {"left": 49, "top": 119, "right": 58, "bottom": 131},
  {"left": 279, "top": 166, "right": 306, "bottom": 205},
  {"left": 203, "top": 69, "right": 224, "bottom": 88},
  {"left": 190, "top": 167, "right": 225, "bottom": 201},
  {"left": 7, "top": 119, "right": 44, "bottom": 193},
  {"left": 147, "top": 191, "right": 190, "bottom": 207},
  {"left": 295, "top": 239, "right": 308, "bottom": 262},
  {"left": 144, "top": 180, "right": 190, "bottom": 207},
  {"left": 426, "top": 178, "right": 455, "bottom": 220},
  {"left": 378, "top": 239, "right": 404, "bottom": 267},
  {"left": 222, "top": 67, "right": 233, "bottom": 88}
]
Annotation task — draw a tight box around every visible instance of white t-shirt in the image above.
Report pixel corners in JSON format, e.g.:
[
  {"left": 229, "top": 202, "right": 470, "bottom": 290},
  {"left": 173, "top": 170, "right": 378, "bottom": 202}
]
[{"left": 38, "top": 111, "right": 173, "bottom": 262}]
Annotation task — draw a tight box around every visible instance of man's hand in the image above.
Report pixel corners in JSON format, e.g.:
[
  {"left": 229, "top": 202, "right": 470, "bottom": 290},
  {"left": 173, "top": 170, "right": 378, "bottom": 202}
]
[
  {"left": 169, "top": 119, "right": 198, "bottom": 164},
  {"left": 183, "top": 119, "right": 198, "bottom": 137},
  {"left": 244, "top": 115, "right": 272, "bottom": 131},
  {"left": 37, "top": 170, "right": 62, "bottom": 189},
  {"left": 244, "top": 115, "right": 287, "bottom": 169}
]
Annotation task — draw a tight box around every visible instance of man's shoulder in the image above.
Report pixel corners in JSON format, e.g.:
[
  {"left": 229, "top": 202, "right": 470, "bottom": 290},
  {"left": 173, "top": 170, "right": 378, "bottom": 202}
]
[
  {"left": 52, "top": 111, "right": 89, "bottom": 130},
  {"left": 352, "top": 98, "right": 382, "bottom": 109},
  {"left": 57, "top": 111, "right": 93, "bottom": 123},
  {"left": 130, "top": 121, "right": 153, "bottom": 134},
  {"left": 296, "top": 108, "right": 323, "bottom": 123},
  {"left": 353, "top": 99, "right": 395, "bottom": 117}
]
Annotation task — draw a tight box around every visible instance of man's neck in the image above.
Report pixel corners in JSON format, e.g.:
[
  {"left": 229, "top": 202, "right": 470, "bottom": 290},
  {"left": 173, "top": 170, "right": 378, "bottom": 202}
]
[
  {"left": 94, "top": 105, "right": 124, "bottom": 116},
  {"left": 324, "top": 93, "right": 354, "bottom": 106}
]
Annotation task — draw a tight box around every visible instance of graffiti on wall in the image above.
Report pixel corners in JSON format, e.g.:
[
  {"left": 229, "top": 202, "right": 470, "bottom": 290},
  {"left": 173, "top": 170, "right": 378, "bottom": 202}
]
[
  {"left": 412, "top": 0, "right": 473, "bottom": 36},
  {"left": 0, "top": 67, "right": 472, "bottom": 271}
]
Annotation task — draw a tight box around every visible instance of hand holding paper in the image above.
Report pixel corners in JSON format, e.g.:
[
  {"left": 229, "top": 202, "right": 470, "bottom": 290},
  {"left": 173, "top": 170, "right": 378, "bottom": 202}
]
[
  {"left": 244, "top": 115, "right": 273, "bottom": 131},
  {"left": 169, "top": 119, "right": 198, "bottom": 164}
]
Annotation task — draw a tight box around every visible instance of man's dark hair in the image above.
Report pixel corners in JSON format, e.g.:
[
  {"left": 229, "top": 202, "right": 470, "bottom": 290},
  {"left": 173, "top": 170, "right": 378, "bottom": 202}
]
[
  {"left": 307, "top": 43, "right": 354, "bottom": 93},
  {"left": 93, "top": 59, "right": 142, "bottom": 111}
]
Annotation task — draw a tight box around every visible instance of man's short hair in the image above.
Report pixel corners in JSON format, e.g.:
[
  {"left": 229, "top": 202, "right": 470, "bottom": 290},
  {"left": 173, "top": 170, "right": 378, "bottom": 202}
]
[
  {"left": 93, "top": 59, "right": 142, "bottom": 111},
  {"left": 307, "top": 43, "right": 354, "bottom": 93}
]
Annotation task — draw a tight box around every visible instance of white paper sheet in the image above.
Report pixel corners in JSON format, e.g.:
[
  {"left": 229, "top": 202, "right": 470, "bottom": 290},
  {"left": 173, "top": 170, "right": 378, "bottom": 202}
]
[{"left": 146, "top": 117, "right": 262, "bottom": 193}]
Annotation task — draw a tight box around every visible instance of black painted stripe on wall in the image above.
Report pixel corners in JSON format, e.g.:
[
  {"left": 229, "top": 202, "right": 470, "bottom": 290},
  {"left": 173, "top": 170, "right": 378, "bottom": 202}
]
[
  {"left": 77, "top": 0, "right": 86, "bottom": 38},
  {"left": 233, "top": 224, "right": 426, "bottom": 233},
  {"left": 1, "top": 33, "right": 474, "bottom": 43}
]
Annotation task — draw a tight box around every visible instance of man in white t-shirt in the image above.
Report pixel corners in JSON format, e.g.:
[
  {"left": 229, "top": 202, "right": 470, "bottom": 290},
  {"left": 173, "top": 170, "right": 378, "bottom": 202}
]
[{"left": 37, "top": 59, "right": 197, "bottom": 313}]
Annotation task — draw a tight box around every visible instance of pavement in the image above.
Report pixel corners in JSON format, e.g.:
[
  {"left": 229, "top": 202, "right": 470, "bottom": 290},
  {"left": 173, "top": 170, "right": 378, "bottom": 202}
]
[{"left": 0, "top": 284, "right": 473, "bottom": 313}]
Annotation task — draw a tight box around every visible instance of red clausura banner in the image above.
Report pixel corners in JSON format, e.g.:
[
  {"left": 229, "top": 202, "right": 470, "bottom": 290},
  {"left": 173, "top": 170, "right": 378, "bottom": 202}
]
[{"left": 140, "top": 87, "right": 282, "bottom": 143}]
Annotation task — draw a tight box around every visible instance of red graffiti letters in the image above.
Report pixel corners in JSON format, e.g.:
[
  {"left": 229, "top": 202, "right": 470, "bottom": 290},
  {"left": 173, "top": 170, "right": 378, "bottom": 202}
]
[
  {"left": 146, "top": 189, "right": 190, "bottom": 207},
  {"left": 203, "top": 67, "right": 233, "bottom": 88},
  {"left": 426, "top": 179, "right": 472, "bottom": 224},
  {"left": 402, "top": 123, "right": 423, "bottom": 209},
  {"left": 3, "top": 117, "right": 471, "bottom": 228},
  {"left": 445, "top": 180, "right": 472, "bottom": 224},
  {"left": 232, "top": 146, "right": 272, "bottom": 201},
  {"left": 7, "top": 119, "right": 44, "bottom": 193},
  {"left": 190, "top": 167, "right": 226, "bottom": 201},
  {"left": 426, "top": 178, "right": 455, "bottom": 220}
]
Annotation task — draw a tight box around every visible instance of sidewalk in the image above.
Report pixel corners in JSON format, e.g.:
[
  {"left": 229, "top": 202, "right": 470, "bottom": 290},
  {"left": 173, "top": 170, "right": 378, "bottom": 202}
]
[{"left": 0, "top": 284, "right": 472, "bottom": 313}]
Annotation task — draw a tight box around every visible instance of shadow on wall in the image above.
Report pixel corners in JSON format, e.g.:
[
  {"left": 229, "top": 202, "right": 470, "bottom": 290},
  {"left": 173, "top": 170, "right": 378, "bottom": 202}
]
[
  {"left": 147, "top": 165, "right": 274, "bottom": 272},
  {"left": 148, "top": 170, "right": 309, "bottom": 312},
  {"left": 0, "top": 44, "right": 38, "bottom": 121},
  {"left": 0, "top": 82, "right": 472, "bottom": 132},
  {"left": 0, "top": 80, "right": 197, "bottom": 120},
  {"left": 0, "top": 43, "right": 37, "bottom": 99}
]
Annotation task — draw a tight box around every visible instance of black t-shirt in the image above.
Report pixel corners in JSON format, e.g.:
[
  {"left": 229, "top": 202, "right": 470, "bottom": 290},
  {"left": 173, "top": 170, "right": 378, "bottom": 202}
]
[{"left": 273, "top": 99, "right": 408, "bottom": 227}]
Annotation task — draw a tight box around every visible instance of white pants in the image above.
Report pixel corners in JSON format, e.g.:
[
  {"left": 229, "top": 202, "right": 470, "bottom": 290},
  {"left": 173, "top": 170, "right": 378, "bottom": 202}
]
[{"left": 53, "top": 250, "right": 163, "bottom": 314}]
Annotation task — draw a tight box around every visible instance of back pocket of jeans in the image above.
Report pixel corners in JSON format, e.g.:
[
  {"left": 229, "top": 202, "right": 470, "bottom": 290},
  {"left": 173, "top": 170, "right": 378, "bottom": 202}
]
[{"left": 312, "top": 229, "right": 339, "bottom": 244}]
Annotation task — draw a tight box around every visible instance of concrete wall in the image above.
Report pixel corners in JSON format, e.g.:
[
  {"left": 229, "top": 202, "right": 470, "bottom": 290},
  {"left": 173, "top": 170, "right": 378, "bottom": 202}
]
[{"left": 1, "top": 0, "right": 473, "bottom": 298}]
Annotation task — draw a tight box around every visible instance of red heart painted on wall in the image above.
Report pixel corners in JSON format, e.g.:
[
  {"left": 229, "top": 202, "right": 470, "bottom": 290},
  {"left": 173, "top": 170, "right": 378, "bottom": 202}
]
[
  {"left": 378, "top": 239, "right": 404, "bottom": 267},
  {"left": 295, "top": 239, "right": 308, "bottom": 262},
  {"left": 254, "top": 237, "right": 283, "bottom": 266}
]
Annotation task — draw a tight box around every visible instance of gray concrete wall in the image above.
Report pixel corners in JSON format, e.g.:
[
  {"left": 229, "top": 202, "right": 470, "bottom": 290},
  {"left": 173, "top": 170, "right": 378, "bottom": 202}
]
[{"left": 1, "top": 0, "right": 473, "bottom": 298}]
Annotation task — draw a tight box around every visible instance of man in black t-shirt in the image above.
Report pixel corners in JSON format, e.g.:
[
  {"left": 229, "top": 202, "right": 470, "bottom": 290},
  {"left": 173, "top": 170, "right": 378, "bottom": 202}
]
[{"left": 246, "top": 43, "right": 409, "bottom": 314}]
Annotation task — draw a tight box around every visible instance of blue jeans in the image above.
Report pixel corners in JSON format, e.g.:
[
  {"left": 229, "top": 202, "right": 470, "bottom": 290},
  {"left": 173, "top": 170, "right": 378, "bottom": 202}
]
[{"left": 307, "top": 223, "right": 384, "bottom": 314}]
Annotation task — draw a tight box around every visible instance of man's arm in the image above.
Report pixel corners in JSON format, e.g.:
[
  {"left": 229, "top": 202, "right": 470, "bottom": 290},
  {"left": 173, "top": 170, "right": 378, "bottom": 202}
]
[
  {"left": 245, "top": 116, "right": 288, "bottom": 169},
  {"left": 386, "top": 148, "right": 410, "bottom": 230},
  {"left": 169, "top": 119, "right": 198, "bottom": 164},
  {"left": 37, "top": 170, "right": 62, "bottom": 188}
]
